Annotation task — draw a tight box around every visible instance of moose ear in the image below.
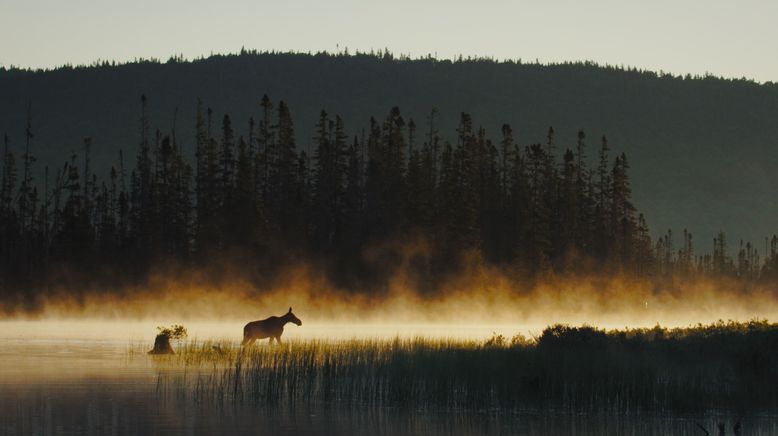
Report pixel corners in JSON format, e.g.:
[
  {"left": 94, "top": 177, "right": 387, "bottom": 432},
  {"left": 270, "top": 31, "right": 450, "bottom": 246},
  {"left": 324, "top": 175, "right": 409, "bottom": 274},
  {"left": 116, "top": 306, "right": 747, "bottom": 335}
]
[{"left": 288, "top": 307, "right": 292, "bottom": 313}]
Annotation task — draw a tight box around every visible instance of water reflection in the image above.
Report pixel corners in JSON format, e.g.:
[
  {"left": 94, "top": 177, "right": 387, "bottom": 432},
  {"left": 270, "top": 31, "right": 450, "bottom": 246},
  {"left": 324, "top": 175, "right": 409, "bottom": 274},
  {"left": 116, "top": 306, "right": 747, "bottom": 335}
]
[{"left": 4, "top": 385, "right": 778, "bottom": 436}]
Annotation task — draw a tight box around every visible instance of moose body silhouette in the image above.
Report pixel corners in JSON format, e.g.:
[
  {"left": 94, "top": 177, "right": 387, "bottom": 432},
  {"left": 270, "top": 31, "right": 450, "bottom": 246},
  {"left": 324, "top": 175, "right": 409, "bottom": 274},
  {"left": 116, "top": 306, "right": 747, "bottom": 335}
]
[{"left": 242, "top": 307, "right": 302, "bottom": 345}]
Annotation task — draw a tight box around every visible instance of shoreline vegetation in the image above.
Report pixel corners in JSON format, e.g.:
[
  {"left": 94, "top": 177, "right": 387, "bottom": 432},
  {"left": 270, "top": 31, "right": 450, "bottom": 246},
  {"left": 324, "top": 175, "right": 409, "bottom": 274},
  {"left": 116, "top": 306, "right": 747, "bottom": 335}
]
[{"left": 143, "top": 320, "right": 778, "bottom": 413}]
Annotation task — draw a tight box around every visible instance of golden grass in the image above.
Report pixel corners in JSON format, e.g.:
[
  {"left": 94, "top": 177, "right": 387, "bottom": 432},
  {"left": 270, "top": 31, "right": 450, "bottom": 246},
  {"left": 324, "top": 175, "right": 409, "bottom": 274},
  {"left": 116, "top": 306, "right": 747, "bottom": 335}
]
[{"left": 139, "top": 321, "right": 778, "bottom": 413}]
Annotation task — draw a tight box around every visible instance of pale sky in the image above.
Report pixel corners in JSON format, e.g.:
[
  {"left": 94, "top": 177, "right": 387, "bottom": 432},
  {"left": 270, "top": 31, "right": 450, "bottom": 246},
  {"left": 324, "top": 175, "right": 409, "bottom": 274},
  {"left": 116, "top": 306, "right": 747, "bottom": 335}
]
[{"left": 1, "top": 0, "right": 777, "bottom": 82}]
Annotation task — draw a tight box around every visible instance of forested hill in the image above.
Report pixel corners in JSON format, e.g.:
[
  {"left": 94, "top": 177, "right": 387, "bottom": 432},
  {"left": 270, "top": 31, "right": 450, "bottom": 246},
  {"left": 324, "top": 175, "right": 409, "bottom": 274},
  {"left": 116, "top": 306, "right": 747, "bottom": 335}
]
[{"left": 1, "top": 51, "right": 777, "bottom": 245}]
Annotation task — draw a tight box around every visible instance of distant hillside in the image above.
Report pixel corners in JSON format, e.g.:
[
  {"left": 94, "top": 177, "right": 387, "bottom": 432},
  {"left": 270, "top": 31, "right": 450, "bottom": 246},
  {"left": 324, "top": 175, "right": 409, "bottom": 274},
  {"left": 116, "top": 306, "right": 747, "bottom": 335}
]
[{"left": 1, "top": 51, "right": 777, "bottom": 246}]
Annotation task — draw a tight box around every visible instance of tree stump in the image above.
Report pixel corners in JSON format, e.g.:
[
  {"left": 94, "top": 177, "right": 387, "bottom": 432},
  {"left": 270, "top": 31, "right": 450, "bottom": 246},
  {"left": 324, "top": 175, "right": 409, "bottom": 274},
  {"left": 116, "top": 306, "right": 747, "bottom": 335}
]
[{"left": 148, "top": 334, "right": 175, "bottom": 355}]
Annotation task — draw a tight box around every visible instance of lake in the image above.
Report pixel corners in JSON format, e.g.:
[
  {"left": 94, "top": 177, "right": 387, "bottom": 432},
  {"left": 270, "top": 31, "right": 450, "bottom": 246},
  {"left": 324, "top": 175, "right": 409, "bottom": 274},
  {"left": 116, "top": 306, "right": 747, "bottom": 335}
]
[{"left": 1, "top": 321, "right": 775, "bottom": 435}]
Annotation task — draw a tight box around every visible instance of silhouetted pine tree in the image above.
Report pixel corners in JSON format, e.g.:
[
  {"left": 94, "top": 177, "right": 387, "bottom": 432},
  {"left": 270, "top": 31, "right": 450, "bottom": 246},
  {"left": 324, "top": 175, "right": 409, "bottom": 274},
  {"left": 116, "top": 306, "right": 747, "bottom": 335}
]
[
  {"left": 312, "top": 112, "right": 348, "bottom": 251},
  {"left": 449, "top": 113, "right": 479, "bottom": 252},
  {"left": 256, "top": 95, "right": 275, "bottom": 211},
  {"left": 477, "top": 127, "right": 502, "bottom": 262},
  {"left": 130, "top": 95, "right": 154, "bottom": 258},
  {"left": 274, "top": 101, "right": 301, "bottom": 244},
  {"left": 610, "top": 153, "right": 637, "bottom": 266},
  {"left": 557, "top": 148, "right": 577, "bottom": 258},
  {"left": 227, "top": 135, "right": 260, "bottom": 249},
  {"left": 364, "top": 108, "right": 407, "bottom": 242},
  {"left": 507, "top": 130, "right": 530, "bottom": 264},
  {"left": 219, "top": 114, "right": 235, "bottom": 212},
  {"left": 0, "top": 136, "right": 19, "bottom": 277},
  {"left": 195, "top": 104, "right": 220, "bottom": 255},
  {"left": 594, "top": 135, "right": 612, "bottom": 260},
  {"left": 525, "top": 142, "right": 552, "bottom": 268},
  {"left": 574, "top": 130, "right": 592, "bottom": 252},
  {"left": 341, "top": 136, "right": 365, "bottom": 252},
  {"left": 635, "top": 214, "right": 654, "bottom": 276},
  {"left": 53, "top": 153, "right": 93, "bottom": 264},
  {"left": 713, "top": 230, "right": 731, "bottom": 275}
]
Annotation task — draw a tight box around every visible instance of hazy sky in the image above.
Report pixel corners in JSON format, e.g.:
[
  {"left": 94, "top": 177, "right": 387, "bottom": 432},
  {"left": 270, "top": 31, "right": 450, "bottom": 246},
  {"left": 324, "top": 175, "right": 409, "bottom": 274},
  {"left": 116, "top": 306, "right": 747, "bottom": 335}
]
[{"left": 1, "top": 0, "right": 776, "bottom": 82}]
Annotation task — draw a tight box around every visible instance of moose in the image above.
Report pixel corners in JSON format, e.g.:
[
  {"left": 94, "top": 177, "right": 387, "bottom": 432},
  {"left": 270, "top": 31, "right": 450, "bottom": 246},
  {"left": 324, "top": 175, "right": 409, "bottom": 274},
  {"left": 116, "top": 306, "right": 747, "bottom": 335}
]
[{"left": 242, "top": 307, "right": 302, "bottom": 346}]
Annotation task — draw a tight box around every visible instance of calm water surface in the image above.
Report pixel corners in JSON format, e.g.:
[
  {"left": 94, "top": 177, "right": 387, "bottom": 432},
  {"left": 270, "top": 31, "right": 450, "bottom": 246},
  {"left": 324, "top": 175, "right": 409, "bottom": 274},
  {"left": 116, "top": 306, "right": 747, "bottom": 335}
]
[{"left": 1, "top": 321, "right": 775, "bottom": 435}]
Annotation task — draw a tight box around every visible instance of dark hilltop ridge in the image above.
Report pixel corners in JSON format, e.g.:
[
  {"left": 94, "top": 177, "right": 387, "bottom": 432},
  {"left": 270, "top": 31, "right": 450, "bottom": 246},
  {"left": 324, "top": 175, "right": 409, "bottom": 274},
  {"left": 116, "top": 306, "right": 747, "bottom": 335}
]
[{"left": 1, "top": 50, "right": 778, "bottom": 245}]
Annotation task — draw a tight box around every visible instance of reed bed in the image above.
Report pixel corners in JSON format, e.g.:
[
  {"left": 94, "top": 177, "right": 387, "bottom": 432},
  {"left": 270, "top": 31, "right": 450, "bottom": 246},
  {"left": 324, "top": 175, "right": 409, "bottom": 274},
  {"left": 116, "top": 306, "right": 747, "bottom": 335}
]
[{"left": 145, "top": 320, "right": 778, "bottom": 413}]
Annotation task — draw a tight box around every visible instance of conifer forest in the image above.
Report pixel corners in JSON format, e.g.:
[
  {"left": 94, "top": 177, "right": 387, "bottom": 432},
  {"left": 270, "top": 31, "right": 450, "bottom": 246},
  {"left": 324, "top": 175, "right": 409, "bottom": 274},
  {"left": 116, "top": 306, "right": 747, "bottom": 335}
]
[{"left": 1, "top": 90, "right": 774, "bottom": 303}]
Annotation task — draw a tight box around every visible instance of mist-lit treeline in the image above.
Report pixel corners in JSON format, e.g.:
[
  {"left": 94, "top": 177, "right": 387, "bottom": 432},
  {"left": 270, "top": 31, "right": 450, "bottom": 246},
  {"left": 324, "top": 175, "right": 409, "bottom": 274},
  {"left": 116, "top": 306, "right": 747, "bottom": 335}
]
[{"left": 1, "top": 95, "right": 776, "bottom": 296}]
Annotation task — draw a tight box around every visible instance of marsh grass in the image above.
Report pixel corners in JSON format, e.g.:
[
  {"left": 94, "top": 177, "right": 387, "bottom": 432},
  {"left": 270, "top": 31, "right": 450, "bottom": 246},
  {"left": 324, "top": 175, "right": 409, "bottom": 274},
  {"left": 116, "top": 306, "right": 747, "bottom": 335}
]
[{"left": 141, "top": 320, "right": 778, "bottom": 413}]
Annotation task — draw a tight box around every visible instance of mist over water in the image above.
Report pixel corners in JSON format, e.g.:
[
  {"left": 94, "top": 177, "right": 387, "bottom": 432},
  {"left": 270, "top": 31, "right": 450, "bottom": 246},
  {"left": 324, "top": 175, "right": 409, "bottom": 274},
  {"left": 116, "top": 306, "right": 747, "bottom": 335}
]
[
  {"left": 4, "top": 261, "right": 778, "bottom": 333},
  {"left": 3, "top": 265, "right": 777, "bottom": 435}
]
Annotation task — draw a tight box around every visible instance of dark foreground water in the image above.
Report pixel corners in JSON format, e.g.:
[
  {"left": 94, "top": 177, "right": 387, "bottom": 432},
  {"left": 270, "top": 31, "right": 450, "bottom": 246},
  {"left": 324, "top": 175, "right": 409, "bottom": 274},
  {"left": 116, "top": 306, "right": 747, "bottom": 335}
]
[
  {"left": 1, "top": 329, "right": 776, "bottom": 435},
  {"left": 4, "top": 385, "right": 777, "bottom": 436}
]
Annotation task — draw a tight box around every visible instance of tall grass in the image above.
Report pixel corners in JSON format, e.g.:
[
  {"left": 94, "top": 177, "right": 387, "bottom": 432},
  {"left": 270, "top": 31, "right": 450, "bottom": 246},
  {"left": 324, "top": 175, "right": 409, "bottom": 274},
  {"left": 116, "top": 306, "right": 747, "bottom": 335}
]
[{"left": 145, "top": 320, "right": 778, "bottom": 413}]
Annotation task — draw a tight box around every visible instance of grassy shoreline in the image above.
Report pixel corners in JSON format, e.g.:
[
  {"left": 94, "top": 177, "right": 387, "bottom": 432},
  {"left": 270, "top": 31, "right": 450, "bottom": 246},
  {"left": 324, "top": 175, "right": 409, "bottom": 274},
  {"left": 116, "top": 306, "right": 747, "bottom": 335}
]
[{"left": 144, "top": 320, "right": 778, "bottom": 413}]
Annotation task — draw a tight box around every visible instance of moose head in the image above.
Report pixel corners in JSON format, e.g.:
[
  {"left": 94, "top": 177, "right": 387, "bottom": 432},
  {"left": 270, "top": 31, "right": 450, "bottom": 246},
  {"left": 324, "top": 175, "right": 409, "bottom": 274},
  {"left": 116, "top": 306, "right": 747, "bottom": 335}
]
[{"left": 286, "top": 307, "right": 302, "bottom": 326}]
